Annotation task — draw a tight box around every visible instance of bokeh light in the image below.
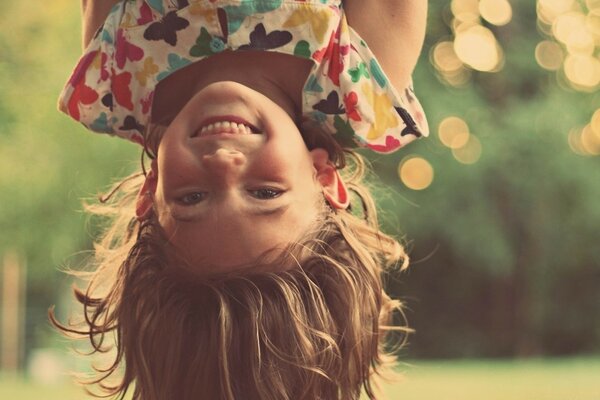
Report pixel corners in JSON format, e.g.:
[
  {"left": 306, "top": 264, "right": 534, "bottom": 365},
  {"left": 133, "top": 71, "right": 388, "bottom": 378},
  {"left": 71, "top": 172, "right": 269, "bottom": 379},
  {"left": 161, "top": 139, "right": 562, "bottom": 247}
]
[
  {"left": 451, "top": 0, "right": 481, "bottom": 23},
  {"left": 591, "top": 108, "right": 600, "bottom": 133},
  {"left": 538, "top": 0, "right": 576, "bottom": 25},
  {"left": 565, "top": 26, "right": 595, "bottom": 55},
  {"left": 553, "top": 12, "right": 587, "bottom": 44},
  {"left": 398, "top": 157, "right": 435, "bottom": 190},
  {"left": 568, "top": 126, "right": 587, "bottom": 155},
  {"left": 587, "top": 0, "right": 600, "bottom": 12},
  {"left": 431, "top": 41, "right": 472, "bottom": 86},
  {"left": 581, "top": 124, "right": 600, "bottom": 154},
  {"left": 564, "top": 54, "right": 600, "bottom": 88},
  {"left": 455, "top": 25, "right": 503, "bottom": 71},
  {"left": 572, "top": 108, "right": 600, "bottom": 156},
  {"left": 432, "top": 41, "right": 464, "bottom": 74},
  {"left": 438, "top": 116, "right": 471, "bottom": 149},
  {"left": 537, "top": 0, "right": 600, "bottom": 92},
  {"left": 452, "top": 136, "right": 483, "bottom": 164},
  {"left": 586, "top": 13, "right": 600, "bottom": 39},
  {"left": 479, "top": 0, "right": 513, "bottom": 26},
  {"left": 432, "top": 0, "right": 509, "bottom": 86},
  {"left": 535, "top": 40, "right": 565, "bottom": 70}
]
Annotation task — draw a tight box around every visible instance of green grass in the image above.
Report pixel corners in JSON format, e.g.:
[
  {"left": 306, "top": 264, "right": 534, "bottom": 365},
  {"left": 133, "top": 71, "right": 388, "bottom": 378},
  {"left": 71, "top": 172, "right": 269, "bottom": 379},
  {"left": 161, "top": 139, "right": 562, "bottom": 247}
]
[
  {"left": 1, "top": 358, "right": 599, "bottom": 399},
  {"left": 384, "top": 358, "right": 600, "bottom": 400}
]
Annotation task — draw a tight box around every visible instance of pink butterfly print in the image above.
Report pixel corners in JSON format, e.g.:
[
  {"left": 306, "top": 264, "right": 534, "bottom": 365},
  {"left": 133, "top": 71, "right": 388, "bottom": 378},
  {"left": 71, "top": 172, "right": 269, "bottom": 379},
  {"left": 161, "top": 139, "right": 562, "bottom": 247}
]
[
  {"left": 67, "top": 50, "right": 98, "bottom": 86},
  {"left": 137, "top": 1, "right": 154, "bottom": 25},
  {"left": 112, "top": 69, "right": 134, "bottom": 110},
  {"left": 141, "top": 91, "right": 154, "bottom": 115},
  {"left": 343, "top": 92, "right": 361, "bottom": 122},
  {"left": 68, "top": 81, "right": 99, "bottom": 120},
  {"left": 315, "top": 28, "right": 348, "bottom": 87},
  {"left": 99, "top": 52, "right": 109, "bottom": 81},
  {"left": 312, "top": 46, "right": 326, "bottom": 63},
  {"left": 115, "top": 29, "right": 144, "bottom": 69},
  {"left": 366, "top": 135, "right": 402, "bottom": 153}
]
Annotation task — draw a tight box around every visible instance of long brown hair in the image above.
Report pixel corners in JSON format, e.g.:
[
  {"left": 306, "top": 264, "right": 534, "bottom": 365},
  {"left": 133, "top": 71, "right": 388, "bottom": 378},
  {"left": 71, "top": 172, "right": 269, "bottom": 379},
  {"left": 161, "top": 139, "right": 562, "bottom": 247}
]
[{"left": 50, "top": 151, "right": 410, "bottom": 400}]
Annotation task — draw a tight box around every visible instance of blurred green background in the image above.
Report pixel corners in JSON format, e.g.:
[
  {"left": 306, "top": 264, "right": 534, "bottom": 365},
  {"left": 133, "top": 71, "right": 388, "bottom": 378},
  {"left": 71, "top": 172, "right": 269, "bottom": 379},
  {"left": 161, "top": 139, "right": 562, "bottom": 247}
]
[{"left": 1, "top": 0, "right": 599, "bottom": 398}]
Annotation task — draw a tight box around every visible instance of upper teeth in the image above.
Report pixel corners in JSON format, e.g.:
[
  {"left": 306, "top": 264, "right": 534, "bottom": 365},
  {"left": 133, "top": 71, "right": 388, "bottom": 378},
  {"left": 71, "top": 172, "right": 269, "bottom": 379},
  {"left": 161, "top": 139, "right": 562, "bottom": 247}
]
[{"left": 199, "top": 121, "right": 256, "bottom": 136}]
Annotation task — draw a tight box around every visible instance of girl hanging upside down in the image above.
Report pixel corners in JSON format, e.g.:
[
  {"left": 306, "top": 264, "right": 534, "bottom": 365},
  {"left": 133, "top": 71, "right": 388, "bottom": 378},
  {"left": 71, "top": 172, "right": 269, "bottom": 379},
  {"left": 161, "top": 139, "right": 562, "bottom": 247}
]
[{"left": 51, "top": 1, "right": 428, "bottom": 399}]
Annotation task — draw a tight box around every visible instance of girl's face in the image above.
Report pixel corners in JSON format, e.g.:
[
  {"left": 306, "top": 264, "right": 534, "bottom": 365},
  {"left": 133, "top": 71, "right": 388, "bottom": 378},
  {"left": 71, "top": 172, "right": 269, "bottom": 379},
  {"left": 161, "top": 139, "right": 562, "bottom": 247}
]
[{"left": 150, "top": 81, "right": 334, "bottom": 272}]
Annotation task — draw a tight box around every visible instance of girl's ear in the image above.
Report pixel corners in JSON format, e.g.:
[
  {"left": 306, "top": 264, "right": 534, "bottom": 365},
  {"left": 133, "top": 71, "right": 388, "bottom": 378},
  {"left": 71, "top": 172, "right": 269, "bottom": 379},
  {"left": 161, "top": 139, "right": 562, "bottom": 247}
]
[
  {"left": 136, "top": 160, "right": 158, "bottom": 221},
  {"left": 310, "top": 149, "right": 350, "bottom": 210}
]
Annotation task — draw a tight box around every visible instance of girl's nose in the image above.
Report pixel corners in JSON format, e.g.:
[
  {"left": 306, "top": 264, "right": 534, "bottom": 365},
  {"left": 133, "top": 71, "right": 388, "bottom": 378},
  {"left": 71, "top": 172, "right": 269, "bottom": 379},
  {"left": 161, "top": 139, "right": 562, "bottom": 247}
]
[{"left": 201, "top": 148, "right": 246, "bottom": 181}]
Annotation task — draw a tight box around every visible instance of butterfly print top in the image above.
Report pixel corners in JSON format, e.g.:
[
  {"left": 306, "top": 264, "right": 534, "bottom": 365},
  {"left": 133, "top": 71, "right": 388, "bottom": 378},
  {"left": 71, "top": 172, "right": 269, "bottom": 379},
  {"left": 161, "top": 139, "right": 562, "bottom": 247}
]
[{"left": 58, "top": 0, "right": 429, "bottom": 154}]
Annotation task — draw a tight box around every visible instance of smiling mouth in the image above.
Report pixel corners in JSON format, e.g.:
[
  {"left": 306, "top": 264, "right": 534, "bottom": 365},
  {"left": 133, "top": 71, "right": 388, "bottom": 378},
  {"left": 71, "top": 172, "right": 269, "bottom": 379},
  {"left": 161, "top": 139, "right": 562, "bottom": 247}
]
[{"left": 193, "top": 115, "right": 262, "bottom": 137}]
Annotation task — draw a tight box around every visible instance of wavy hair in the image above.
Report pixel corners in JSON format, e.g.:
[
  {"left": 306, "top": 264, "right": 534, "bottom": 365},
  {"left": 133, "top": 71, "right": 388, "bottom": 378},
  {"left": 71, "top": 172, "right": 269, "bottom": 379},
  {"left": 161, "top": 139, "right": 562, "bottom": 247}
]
[{"left": 50, "top": 150, "right": 410, "bottom": 400}]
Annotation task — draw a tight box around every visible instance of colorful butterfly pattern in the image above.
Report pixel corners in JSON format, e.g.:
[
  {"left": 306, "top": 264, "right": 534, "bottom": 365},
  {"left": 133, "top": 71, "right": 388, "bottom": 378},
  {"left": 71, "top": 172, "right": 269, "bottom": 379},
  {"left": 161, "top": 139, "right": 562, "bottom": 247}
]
[
  {"left": 135, "top": 57, "right": 160, "bottom": 86},
  {"left": 59, "top": 0, "right": 429, "bottom": 154},
  {"left": 156, "top": 53, "right": 192, "bottom": 81},
  {"left": 190, "top": 27, "right": 226, "bottom": 57}
]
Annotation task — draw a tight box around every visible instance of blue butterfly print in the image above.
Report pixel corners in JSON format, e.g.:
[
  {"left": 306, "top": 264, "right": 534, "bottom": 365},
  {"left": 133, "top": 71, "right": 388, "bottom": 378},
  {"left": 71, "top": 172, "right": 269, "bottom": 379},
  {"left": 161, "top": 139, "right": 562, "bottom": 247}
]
[{"left": 157, "top": 53, "right": 192, "bottom": 81}]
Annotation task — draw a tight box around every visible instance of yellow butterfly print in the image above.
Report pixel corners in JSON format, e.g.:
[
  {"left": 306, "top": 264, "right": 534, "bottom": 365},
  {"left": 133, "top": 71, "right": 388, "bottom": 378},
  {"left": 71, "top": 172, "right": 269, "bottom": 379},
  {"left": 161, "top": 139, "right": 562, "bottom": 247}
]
[
  {"left": 91, "top": 51, "right": 103, "bottom": 70},
  {"left": 189, "top": 2, "right": 217, "bottom": 27},
  {"left": 119, "top": 12, "right": 137, "bottom": 29},
  {"left": 362, "top": 83, "right": 399, "bottom": 140},
  {"left": 283, "top": 8, "right": 331, "bottom": 43},
  {"left": 135, "top": 57, "right": 159, "bottom": 87}
]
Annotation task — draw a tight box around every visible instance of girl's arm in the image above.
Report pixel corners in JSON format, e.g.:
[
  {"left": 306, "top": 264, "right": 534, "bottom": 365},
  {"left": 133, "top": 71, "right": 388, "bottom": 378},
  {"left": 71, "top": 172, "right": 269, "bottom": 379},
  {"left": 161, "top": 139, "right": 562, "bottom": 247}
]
[
  {"left": 344, "top": 0, "right": 428, "bottom": 92},
  {"left": 81, "top": 0, "right": 122, "bottom": 49}
]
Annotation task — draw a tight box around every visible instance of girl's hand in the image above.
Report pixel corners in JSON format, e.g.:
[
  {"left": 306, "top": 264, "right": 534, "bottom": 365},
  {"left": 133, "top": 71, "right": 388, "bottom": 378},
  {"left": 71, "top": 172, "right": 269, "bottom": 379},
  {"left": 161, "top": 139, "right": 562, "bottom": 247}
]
[
  {"left": 81, "top": 0, "right": 122, "bottom": 49},
  {"left": 344, "top": 0, "right": 428, "bottom": 92}
]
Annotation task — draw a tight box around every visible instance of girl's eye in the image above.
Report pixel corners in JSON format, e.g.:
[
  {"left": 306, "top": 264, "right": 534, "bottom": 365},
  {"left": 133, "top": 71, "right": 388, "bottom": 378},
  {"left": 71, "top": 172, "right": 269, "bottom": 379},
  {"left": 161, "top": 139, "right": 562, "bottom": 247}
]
[
  {"left": 178, "top": 192, "right": 207, "bottom": 205},
  {"left": 249, "top": 188, "right": 284, "bottom": 200}
]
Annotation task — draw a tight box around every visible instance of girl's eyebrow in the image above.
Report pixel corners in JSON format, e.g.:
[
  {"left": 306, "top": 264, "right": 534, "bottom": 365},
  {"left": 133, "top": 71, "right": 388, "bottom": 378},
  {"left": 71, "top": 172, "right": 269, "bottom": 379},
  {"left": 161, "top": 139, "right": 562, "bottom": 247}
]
[{"left": 171, "top": 203, "right": 290, "bottom": 223}]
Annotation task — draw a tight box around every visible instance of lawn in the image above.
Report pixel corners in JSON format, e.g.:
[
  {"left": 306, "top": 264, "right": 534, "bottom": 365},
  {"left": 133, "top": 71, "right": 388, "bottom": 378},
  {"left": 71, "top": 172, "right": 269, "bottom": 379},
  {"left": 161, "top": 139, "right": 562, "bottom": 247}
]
[
  {"left": 1, "top": 358, "right": 599, "bottom": 399},
  {"left": 384, "top": 358, "right": 600, "bottom": 400}
]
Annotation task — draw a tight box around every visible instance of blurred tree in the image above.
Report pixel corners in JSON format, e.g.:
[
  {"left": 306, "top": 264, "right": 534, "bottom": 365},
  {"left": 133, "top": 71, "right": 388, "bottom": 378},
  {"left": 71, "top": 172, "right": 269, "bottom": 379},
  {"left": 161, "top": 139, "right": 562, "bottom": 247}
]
[
  {"left": 0, "top": 2, "right": 139, "bottom": 361},
  {"left": 372, "top": 0, "right": 600, "bottom": 358}
]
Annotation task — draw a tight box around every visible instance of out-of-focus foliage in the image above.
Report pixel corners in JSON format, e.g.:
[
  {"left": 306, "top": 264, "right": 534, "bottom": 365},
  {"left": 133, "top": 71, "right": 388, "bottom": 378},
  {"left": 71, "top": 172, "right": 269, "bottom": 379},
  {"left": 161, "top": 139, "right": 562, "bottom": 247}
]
[
  {"left": 373, "top": 0, "right": 600, "bottom": 358},
  {"left": 0, "top": 2, "right": 138, "bottom": 352},
  {"left": 0, "top": 0, "right": 598, "bottom": 361}
]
